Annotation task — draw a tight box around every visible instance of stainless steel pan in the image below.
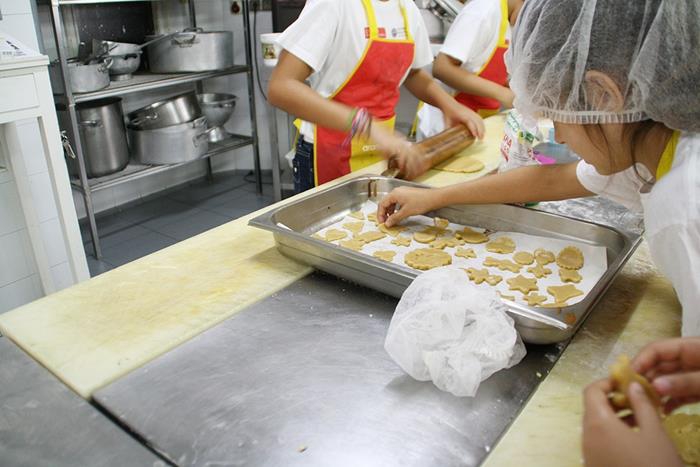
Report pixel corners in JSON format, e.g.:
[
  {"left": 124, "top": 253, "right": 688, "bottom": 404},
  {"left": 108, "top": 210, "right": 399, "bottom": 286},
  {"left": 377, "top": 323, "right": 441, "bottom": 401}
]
[
  {"left": 249, "top": 175, "right": 642, "bottom": 344},
  {"left": 127, "top": 91, "right": 202, "bottom": 130},
  {"left": 128, "top": 116, "right": 212, "bottom": 165},
  {"left": 145, "top": 28, "right": 233, "bottom": 73}
]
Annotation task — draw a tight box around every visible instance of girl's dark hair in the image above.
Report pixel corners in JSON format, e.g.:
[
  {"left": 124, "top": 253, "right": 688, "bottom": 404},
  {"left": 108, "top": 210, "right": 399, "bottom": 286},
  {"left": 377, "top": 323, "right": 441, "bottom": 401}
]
[{"left": 583, "top": 120, "right": 660, "bottom": 183}]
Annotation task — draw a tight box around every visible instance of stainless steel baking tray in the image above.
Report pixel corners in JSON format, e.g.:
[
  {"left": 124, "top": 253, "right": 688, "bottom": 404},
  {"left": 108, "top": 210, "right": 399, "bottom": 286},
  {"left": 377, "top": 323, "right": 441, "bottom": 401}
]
[{"left": 249, "top": 175, "right": 641, "bottom": 344}]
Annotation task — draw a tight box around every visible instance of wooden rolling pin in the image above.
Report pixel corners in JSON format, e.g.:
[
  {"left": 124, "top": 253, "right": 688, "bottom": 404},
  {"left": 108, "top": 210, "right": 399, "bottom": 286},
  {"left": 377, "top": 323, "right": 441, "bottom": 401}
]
[{"left": 384, "top": 125, "right": 475, "bottom": 178}]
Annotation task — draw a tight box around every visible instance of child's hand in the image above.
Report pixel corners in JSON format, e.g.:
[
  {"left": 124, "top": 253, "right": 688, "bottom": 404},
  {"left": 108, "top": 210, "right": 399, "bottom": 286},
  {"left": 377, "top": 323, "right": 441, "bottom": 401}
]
[
  {"left": 370, "top": 125, "right": 429, "bottom": 180},
  {"left": 633, "top": 337, "right": 700, "bottom": 413},
  {"left": 377, "top": 186, "right": 442, "bottom": 227},
  {"left": 582, "top": 379, "right": 683, "bottom": 467},
  {"left": 442, "top": 100, "right": 485, "bottom": 139}
]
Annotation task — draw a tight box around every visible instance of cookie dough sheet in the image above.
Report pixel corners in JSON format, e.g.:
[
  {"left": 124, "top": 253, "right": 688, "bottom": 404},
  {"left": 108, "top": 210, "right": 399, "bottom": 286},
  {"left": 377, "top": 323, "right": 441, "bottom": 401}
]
[{"left": 314, "top": 202, "right": 608, "bottom": 308}]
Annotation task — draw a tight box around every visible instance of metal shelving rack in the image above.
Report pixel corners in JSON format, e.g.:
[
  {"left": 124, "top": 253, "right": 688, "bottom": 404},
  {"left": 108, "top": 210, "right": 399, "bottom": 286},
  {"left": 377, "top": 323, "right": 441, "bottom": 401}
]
[{"left": 45, "top": 0, "right": 262, "bottom": 258}]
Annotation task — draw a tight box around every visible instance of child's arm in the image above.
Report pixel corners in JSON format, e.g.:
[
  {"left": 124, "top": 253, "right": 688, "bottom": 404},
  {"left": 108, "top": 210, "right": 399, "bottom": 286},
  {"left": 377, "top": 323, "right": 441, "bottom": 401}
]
[
  {"left": 378, "top": 162, "right": 594, "bottom": 226},
  {"left": 268, "top": 51, "right": 426, "bottom": 179},
  {"left": 432, "top": 53, "right": 514, "bottom": 108},
  {"left": 403, "top": 69, "right": 485, "bottom": 139}
]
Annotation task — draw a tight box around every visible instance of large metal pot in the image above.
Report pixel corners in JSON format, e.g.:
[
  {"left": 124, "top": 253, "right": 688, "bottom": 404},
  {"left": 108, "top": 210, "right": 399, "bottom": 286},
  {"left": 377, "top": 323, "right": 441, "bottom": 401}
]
[
  {"left": 128, "top": 117, "right": 211, "bottom": 165},
  {"left": 146, "top": 28, "right": 233, "bottom": 73},
  {"left": 197, "top": 93, "right": 237, "bottom": 142},
  {"left": 93, "top": 40, "right": 142, "bottom": 80},
  {"left": 50, "top": 58, "right": 113, "bottom": 94},
  {"left": 127, "top": 91, "right": 202, "bottom": 130},
  {"left": 59, "top": 97, "right": 130, "bottom": 178}
]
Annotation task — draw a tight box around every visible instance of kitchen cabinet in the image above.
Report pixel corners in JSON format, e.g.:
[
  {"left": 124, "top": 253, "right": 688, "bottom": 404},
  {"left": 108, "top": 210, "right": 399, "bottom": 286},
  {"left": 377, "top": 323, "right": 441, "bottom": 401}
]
[
  {"left": 44, "top": 0, "right": 262, "bottom": 259},
  {"left": 0, "top": 36, "right": 90, "bottom": 300}
]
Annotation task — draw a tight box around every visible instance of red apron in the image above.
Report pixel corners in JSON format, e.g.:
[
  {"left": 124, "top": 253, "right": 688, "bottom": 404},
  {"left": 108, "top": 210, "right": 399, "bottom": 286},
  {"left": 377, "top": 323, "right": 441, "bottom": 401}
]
[
  {"left": 313, "top": 0, "right": 415, "bottom": 186},
  {"left": 455, "top": 0, "right": 510, "bottom": 118}
]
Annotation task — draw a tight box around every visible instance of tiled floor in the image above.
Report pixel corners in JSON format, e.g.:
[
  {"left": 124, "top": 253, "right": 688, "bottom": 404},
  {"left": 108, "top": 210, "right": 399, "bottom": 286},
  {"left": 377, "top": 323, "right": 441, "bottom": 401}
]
[{"left": 82, "top": 171, "right": 274, "bottom": 277}]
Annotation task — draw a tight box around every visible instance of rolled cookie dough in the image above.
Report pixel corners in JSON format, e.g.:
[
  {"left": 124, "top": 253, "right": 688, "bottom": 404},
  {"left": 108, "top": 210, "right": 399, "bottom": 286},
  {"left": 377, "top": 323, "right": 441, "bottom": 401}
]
[
  {"left": 456, "top": 227, "right": 488, "bottom": 244},
  {"left": 324, "top": 229, "right": 348, "bottom": 242},
  {"left": 405, "top": 248, "right": 452, "bottom": 271},
  {"left": 373, "top": 250, "right": 397, "bottom": 262},
  {"left": 339, "top": 239, "right": 365, "bottom": 251},
  {"left": 513, "top": 251, "right": 535, "bottom": 265},
  {"left": 507, "top": 275, "right": 539, "bottom": 294},
  {"left": 342, "top": 222, "right": 364, "bottom": 235},
  {"left": 455, "top": 247, "right": 477, "bottom": 259},
  {"left": 534, "top": 248, "right": 555, "bottom": 265},
  {"left": 663, "top": 413, "right": 700, "bottom": 465},
  {"left": 379, "top": 223, "right": 408, "bottom": 237},
  {"left": 355, "top": 231, "right": 386, "bottom": 243},
  {"left": 486, "top": 236, "right": 516, "bottom": 254},
  {"left": 391, "top": 236, "right": 412, "bottom": 247},
  {"left": 527, "top": 263, "right": 552, "bottom": 278},
  {"left": 557, "top": 246, "right": 584, "bottom": 270},
  {"left": 547, "top": 284, "right": 584, "bottom": 303},
  {"left": 435, "top": 156, "right": 485, "bottom": 173},
  {"left": 559, "top": 268, "right": 583, "bottom": 283}
]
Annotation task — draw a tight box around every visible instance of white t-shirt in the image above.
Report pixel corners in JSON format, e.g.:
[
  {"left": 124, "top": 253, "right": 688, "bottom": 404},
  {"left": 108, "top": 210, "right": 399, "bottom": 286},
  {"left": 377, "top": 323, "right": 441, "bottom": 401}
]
[
  {"left": 417, "top": 0, "right": 511, "bottom": 139},
  {"left": 576, "top": 133, "right": 700, "bottom": 336},
  {"left": 278, "top": 0, "right": 433, "bottom": 143}
]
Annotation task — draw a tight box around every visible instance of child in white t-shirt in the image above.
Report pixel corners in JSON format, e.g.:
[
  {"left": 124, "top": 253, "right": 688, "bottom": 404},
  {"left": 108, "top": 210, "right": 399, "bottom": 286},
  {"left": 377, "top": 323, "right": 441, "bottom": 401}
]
[
  {"left": 269, "top": 0, "right": 484, "bottom": 192},
  {"left": 417, "top": 0, "right": 524, "bottom": 138}
]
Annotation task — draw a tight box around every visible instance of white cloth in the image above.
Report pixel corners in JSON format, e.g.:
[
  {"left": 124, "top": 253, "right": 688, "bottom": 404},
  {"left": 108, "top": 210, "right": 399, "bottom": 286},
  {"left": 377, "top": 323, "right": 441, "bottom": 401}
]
[
  {"left": 278, "top": 0, "right": 433, "bottom": 143},
  {"left": 417, "top": 0, "right": 511, "bottom": 139},
  {"left": 385, "top": 267, "right": 526, "bottom": 397},
  {"left": 576, "top": 132, "right": 700, "bottom": 336}
]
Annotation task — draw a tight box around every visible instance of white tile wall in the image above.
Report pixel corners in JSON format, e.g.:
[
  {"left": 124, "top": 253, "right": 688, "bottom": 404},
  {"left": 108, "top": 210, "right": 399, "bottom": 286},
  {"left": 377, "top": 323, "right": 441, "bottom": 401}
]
[
  {"left": 50, "top": 261, "right": 73, "bottom": 291},
  {"left": 0, "top": 230, "right": 35, "bottom": 287},
  {"left": 0, "top": 179, "right": 25, "bottom": 236},
  {"left": 0, "top": 275, "right": 42, "bottom": 314},
  {"left": 29, "top": 171, "right": 60, "bottom": 223},
  {"left": 39, "top": 217, "right": 69, "bottom": 267}
]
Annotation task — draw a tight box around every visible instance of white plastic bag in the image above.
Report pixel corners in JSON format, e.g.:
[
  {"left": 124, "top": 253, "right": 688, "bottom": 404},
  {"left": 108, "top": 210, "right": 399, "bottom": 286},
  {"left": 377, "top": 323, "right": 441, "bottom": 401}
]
[
  {"left": 384, "top": 268, "right": 526, "bottom": 397},
  {"left": 499, "top": 109, "right": 540, "bottom": 172}
]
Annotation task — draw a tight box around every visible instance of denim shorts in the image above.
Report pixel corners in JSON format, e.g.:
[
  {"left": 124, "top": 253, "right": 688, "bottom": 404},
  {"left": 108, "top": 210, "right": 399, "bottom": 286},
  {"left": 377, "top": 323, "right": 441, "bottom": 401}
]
[{"left": 293, "top": 137, "right": 315, "bottom": 194}]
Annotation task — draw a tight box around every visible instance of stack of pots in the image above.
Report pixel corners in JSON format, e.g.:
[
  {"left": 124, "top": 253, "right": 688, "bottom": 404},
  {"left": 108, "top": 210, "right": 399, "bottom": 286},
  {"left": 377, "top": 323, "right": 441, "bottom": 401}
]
[{"left": 127, "top": 91, "right": 212, "bottom": 165}]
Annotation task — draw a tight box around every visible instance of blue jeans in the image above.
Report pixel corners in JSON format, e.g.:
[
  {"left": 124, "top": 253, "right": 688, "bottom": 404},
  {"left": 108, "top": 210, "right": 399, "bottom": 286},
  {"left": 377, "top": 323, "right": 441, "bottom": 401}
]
[{"left": 293, "top": 137, "right": 315, "bottom": 194}]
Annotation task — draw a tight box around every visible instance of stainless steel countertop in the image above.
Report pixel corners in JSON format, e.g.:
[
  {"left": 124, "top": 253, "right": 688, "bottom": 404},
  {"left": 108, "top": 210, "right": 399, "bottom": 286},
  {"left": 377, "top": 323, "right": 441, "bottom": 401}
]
[
  {"left": 91, "top": 196, "right": 643, "bottom": 467},
  {"left": 95, "top": 272, "right": 566, "bottom": 467},
  {"left": 0, "top": 337, "right": 164, "bottom": 467}
]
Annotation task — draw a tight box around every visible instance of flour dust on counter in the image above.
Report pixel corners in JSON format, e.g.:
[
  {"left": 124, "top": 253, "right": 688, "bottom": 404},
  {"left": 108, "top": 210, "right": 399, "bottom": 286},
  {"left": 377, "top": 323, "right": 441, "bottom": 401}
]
[{"left": 81, "top": 171, "right": 274, "bottom": 276}]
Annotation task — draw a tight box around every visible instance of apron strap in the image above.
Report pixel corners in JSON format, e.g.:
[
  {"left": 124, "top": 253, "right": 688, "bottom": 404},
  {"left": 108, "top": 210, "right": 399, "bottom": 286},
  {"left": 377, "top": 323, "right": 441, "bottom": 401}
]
[
  {"left": 360, "top": 0, "right": 413, "bottom": 42},
  {"left": 361, "top": 0, "right": 380, "bottom": 40},
  {"left": 656, "top": 130, "right": 680, "bottom": 181},
  {"left": 497, "top": 0, "right": 509, "bottom": 48}
]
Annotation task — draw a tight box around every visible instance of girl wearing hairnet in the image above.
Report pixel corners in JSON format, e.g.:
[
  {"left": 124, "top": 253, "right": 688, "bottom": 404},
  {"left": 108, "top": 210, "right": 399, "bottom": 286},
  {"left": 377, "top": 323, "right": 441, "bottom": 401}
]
[{"left": 378, "top": 0, "right": 698, "bottom": 463}]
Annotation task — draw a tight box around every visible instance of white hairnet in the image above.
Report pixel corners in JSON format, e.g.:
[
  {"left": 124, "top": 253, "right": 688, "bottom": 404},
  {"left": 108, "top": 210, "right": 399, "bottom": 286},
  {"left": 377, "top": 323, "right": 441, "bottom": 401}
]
[{"left": 507, "top": 0, "right": 700, "bottom": 132}]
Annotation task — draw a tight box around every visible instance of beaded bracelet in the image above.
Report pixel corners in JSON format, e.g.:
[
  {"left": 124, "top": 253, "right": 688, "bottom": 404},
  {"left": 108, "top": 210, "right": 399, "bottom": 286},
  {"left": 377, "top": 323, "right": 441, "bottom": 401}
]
[{"left": 344, "top": 107, "right": 372, "bottom": 147}]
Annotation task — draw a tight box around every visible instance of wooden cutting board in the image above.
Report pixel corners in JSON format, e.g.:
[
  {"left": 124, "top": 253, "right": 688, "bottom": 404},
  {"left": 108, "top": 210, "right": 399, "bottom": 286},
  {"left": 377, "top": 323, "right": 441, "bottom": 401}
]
[
  {"left": 0, "top": 214, "right": 312, "bottom": 398},
  {"left": 485, "top": 242, "right": 684, "bottom": 466}
]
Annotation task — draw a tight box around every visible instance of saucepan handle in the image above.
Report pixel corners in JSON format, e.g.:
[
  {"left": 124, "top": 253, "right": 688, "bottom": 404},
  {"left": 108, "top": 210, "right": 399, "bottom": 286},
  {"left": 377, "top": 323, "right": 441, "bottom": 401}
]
[
  {"left": 194, "top": 128, "right": 217, "bottom": 146},
  {"left": 130, "top": 114, "right": 157, "bottom": 127},
  {"left": 79, "top": 119, "right": 103, "bottom": 128}
]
